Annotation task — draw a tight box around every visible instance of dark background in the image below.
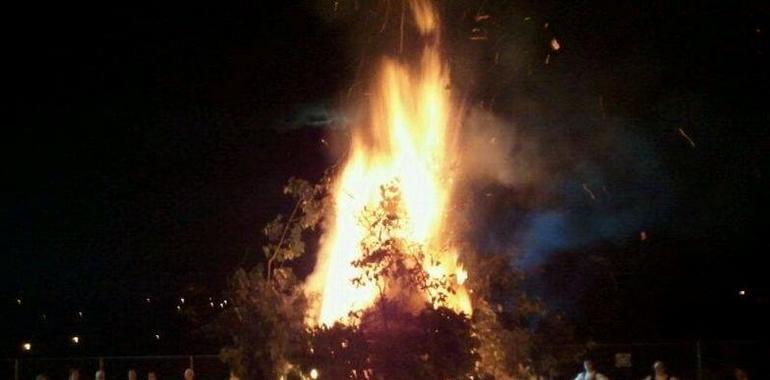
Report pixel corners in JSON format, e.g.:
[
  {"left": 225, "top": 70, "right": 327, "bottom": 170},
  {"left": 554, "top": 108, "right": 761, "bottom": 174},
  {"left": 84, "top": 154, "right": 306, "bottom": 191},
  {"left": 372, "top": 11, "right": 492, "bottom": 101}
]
[{"left": 1, "top": 0, "right": 768, "bottom": 361}]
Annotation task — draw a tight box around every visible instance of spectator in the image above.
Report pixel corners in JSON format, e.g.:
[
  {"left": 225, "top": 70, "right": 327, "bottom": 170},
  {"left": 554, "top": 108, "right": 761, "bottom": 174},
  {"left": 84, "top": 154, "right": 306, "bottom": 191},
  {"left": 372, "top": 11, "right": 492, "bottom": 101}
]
[
  {"left": 69, "top": 369, "right": 81, "bottom": 380},
  {"left": 35, "top": 375, "right": 49, "bottom": 380},
  {"left": 574, "top": 359, "right": 610, "bottom": 380},
  {"left": 128, "top": 369, "right": 138, "bottom": 380},
  {"left": 184, "top": 368, "right": 194, "bottom": 380},
  {"left": 95, "top": 369, "right": 106, "bottom": 380},
  {"left": 147, "top": 372, "right": 158, "bottom": 380},
  {"left": 734, "top": 367, "right": 749, "bottom": 380},
  {"left": 642, "top": 361, "right": 679, "bottom": 380}
]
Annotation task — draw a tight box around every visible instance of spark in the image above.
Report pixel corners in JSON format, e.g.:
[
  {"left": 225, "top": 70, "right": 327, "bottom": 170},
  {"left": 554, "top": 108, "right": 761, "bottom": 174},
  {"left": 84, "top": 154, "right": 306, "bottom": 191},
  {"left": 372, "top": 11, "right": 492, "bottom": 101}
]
[
  {"left": 678, "top": 128, "right": 696, "bottom": 148},
  {"left": 550, "top": 38, "right": 561, "bottom": 51},
  {"left": 582, "top": 183, "right": 597, "bottom": 200}
]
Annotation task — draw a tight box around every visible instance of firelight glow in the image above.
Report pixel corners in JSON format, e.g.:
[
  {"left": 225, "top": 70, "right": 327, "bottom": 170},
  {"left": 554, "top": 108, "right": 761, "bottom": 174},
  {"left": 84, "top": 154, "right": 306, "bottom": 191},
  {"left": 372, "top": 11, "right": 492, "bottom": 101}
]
[{"left": 304, "top": 0, "right": 472, "bottom": 326}]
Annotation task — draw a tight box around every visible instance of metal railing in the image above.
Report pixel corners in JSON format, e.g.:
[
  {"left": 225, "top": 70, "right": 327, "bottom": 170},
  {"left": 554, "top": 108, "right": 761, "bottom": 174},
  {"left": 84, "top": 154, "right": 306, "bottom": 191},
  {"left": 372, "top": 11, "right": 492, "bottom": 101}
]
[{"left": 2, "top": 354, "right": 228, "bottom": 380}]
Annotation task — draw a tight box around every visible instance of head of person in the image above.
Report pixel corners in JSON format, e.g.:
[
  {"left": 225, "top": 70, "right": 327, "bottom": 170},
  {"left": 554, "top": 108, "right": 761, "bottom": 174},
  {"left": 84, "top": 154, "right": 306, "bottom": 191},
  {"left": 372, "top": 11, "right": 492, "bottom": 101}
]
[
  {"left": 184, "top": 368, "right": 194, "bottom": 380},
  {"left": 69, "top": 369, "right": 80, "bottom": 380},
  {"left": 95, "top": 370, "right": 106, "bottom": 380},
  {"left": 583, "top": 359, "right": 596, "bottom": 372},
  {"left": 735, "top": 367, "right": 749, "bottom": 380},
  {"left": 653, "top": 361, "right": 668, "bottom": 375},
  {"left": 128, "top": 369, "right": 138, "bottom": 380},
  {"left": 148, "top": 372, "right": 158, "bottom": 380}
]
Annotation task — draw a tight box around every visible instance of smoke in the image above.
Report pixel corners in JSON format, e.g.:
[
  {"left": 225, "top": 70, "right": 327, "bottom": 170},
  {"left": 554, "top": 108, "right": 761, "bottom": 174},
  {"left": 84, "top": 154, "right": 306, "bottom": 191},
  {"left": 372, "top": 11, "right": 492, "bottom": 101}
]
[
  {"left": 456, "top": 107, "right": 672, "bottom": 270},
  {"left": 455, "top": 108, "right": 544, "bottom": 188}
]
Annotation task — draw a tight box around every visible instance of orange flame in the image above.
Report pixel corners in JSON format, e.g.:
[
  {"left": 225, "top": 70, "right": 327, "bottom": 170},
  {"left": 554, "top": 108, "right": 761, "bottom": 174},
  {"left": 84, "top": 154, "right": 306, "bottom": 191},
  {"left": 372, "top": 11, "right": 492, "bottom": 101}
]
[{"left": 305, "top": 0, "right": 471, "bottom": 326}]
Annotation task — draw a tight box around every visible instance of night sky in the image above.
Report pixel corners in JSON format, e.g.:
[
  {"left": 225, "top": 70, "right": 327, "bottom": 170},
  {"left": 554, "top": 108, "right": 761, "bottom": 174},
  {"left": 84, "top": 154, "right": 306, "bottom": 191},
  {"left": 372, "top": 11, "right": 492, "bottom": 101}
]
[{"left": 2, "top": 0, "right": 769, "bottom": 358}]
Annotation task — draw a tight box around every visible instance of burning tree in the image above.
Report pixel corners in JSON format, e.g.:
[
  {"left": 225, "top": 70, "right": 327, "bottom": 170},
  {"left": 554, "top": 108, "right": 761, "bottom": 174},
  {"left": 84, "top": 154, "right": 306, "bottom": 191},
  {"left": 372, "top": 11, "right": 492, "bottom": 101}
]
[{"left": 219, "top": 1, "right": 579, "bottom": 379}]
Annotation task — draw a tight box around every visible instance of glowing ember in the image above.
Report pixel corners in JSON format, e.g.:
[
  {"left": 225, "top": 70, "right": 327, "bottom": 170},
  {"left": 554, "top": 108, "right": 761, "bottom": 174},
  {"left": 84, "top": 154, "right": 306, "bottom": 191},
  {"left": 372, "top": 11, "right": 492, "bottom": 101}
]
[{"left": 305, "top": 0, "right": 471, "bottom": 326}]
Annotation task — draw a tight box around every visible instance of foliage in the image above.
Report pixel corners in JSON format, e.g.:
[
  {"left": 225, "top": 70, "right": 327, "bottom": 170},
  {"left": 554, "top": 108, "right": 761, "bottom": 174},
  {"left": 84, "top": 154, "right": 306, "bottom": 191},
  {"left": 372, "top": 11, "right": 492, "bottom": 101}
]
[
  {"left": 220, "top": 176, "right": 331, "bottom": 379},
  {"left": 263, "top": 176, "right": 333, "bottom": 281},
  {"left": 295, "top": 306, "right": 479, "bottom": 380},
  {"left": 220, "top": 175, "right": 576, "bottom": 379},
  {"left": 219, "top": 266, "right": 308, "bottom": 379},
  {"left": 351, "top": 181, "right": 458, "bottom": 315}
]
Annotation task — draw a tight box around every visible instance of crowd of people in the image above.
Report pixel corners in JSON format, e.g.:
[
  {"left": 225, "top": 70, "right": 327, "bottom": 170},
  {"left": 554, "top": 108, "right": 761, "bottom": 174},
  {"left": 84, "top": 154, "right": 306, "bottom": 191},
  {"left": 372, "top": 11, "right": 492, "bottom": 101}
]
[
  {"left": 35, "top": 367, "right": 199, "bottom": 380},
  {"left": 573, "top": 359, "right": 753, "bottom": 380},
  {"left": 29, "top": 359, "right": 755, "bottom": 379}
]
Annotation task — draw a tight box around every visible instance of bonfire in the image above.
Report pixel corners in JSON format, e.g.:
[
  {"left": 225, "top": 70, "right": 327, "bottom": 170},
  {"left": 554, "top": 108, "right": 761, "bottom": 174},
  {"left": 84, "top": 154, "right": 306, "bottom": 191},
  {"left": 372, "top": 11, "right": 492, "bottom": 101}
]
[{"left": 220, "top": 1, "right": 564, "bottom": 379}]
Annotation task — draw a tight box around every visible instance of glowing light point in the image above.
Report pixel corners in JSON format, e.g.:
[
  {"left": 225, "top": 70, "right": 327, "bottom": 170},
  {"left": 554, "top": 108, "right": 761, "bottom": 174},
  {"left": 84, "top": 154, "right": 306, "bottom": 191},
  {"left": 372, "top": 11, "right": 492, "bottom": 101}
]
[
  {"left": 550, "top": 37, "right": 561, "bottom": 51},
  {"left": 310, "top": 368, "right": 319, "bottom": 379},
  {"left": 71, "top": 336, "right": 80, "bottom": 344},
  {"left": 22, "top": 342, "right": 32, "bottom": 351},
  {"left": 739, "top": 289, "right": 747, "bottom": 296}
]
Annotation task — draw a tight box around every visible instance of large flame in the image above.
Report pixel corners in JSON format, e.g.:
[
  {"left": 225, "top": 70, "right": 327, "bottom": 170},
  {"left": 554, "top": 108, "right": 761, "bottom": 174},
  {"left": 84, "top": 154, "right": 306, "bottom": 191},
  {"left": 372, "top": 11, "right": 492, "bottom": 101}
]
[{"left": 305, "top": 0, "right": 471, "bottom": 326}]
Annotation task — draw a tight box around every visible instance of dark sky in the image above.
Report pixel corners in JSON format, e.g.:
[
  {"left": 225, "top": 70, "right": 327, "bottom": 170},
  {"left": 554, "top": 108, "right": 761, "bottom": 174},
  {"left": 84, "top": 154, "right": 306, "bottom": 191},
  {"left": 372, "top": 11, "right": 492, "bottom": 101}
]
[{"left": 2, "top": 0, "right": 769, "bottom": 356}]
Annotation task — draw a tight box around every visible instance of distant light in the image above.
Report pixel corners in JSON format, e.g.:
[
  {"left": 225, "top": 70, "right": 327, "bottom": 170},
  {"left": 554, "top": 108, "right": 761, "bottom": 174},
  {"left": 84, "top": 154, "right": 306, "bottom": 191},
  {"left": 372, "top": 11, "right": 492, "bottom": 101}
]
[
  {"left": 176, "top": 305, "right": 182, "bottom": 311},
  {"left": 22, "top": 342, "right": 32, "bottom": 351},
  {"left": 146, "top": 297, "right": 151, "bottom": 303},
  {"left": 310, "top": 368, "right": 319, "bottom": 379},
  {"left": 739, "top": 289, "right": 747, "bottom": 296},
  {"left": 78, "top": 311, "right": 84, "bottom": 318},
  {"left": 154, "top": 334, "right": 160, "bottom": 340},
  {"left": 223, "top": 300, "right": 228, "bottom": 305},
  {"left": 219, "top": 302, "right": 225, "bottom": 308},
  {"left": 71, "top": 336, "right": 80, "bottom": 344},
  {"left": 16, "top": 298, "right": 22, "bottom": 305},
  {"left": 180, "top": 297, "right": 185, "bottom": 304},
  {"left": 209, "top": 302, "right": 215, "bottom": 308}
]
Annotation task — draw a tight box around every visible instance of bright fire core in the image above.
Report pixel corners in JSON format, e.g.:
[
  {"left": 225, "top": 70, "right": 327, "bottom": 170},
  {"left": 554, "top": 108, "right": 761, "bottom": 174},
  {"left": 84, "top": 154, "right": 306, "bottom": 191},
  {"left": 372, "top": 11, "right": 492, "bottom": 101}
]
[{"left": 305, "top": 0, "right": 471, "bottom": 326}]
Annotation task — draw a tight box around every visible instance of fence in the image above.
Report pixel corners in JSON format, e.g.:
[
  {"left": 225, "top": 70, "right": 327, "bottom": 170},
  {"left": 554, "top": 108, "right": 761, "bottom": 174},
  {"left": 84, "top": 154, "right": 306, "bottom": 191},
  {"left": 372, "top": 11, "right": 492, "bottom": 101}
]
[
  {"left": 2, "top": 341, "right": 767, "bottom": 380},
  {"left": 1, "top": 354, "right": 228, "bottom": 380}
]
